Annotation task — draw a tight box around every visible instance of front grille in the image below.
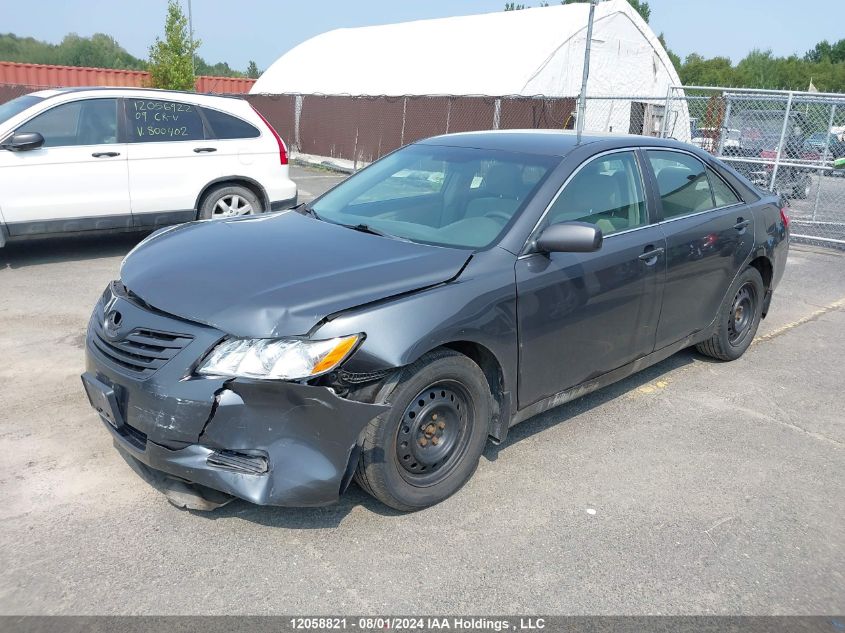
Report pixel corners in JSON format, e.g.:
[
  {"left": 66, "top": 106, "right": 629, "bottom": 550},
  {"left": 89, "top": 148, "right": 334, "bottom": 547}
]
[{"left": 90, "top": 319, "right": 193, "bottom": 378}]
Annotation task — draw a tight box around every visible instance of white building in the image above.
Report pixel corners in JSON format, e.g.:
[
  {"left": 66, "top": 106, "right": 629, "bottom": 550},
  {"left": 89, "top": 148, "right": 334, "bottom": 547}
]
[{"left": 253, "top": 0, "right": 688, "bottom": 137}]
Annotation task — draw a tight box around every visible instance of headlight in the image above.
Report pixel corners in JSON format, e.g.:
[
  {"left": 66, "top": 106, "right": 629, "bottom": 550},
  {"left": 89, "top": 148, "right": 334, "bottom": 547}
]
[{"left": 196, "top": 334, "right": 361, "bottom": 380}]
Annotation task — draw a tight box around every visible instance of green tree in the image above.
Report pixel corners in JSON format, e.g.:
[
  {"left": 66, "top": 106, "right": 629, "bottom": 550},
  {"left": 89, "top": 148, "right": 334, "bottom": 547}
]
[
  {"left": 246, "top": 60, "right": 260, "bottom": 79},
  {"left": 0, "top": 32, "right": 145, "bottom": 70},
  {"left": 805, "top": 39, "right": 845, "bottom": 64},
  {"left": 194, "top": 56, "right": 245, "bottom": 77},
  {"left": 148, "top": 0, "right": 200, "bottom": 90},
  {"left": 504, "top": 3, "right": 526, "bottom": 9},
  {"left": 658, "top": 33, "right": 681, "bottom": 72}
]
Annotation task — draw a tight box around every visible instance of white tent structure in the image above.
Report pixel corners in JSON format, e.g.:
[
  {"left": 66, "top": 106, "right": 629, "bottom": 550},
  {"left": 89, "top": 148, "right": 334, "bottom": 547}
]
[{"left": 252, "top": 0, "right": 688, "bottom": 136}]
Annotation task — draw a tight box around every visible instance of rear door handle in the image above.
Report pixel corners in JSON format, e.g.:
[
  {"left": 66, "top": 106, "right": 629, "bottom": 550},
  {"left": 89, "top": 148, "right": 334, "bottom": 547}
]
[
  {"left": 734, "top": 218, "right": 750, "bottom": 231},
  {"left": 639, "top": 246, "right": 665, "bottom": 263},
  {"left": 193, "top": 147, "right": 217, "bottom": 153},
  {"left": 92, "top": 151, "right": 120, "bottom": 158}
]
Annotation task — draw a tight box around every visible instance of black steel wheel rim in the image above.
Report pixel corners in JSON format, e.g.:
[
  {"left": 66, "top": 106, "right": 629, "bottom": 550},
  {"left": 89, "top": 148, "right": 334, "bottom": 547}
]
[
  {"left": 728, "top": 282, "right": 757, "bottom": 345},
  {"left": 395, "top": 380, "right": 473, "bottom": 486}
]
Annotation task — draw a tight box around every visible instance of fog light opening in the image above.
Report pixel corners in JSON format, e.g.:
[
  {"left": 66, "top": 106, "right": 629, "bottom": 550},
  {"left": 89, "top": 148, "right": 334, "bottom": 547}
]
[{"left": 206, "top": 450, "right": 269, "bottom": 475}]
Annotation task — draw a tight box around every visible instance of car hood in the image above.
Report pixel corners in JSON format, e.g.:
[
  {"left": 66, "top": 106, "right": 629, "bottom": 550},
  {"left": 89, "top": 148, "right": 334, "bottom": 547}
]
[{"left": 121, "top": 212, "right": 471, "bottom": 338}]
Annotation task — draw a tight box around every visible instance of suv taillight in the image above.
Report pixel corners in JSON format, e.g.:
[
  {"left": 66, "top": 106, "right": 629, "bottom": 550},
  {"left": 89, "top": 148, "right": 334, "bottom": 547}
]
[
  {"left": 780, "top": 206, "right": 791, "bottom": 230},
  {"left": 251, "top": 105, "right": 288, "bottom": 166}
]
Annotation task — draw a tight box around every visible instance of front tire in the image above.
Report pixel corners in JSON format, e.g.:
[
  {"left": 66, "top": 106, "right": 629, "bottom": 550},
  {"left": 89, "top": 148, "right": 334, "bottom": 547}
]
[
  {"left": 198, "top": 184, "right": 262, "bottom": 220},
  {"left": 354, "top": 349, "right": 492, "bottom": 511},
  {"left": 696, "top": 267, "right": 765, "bottom": 361}
]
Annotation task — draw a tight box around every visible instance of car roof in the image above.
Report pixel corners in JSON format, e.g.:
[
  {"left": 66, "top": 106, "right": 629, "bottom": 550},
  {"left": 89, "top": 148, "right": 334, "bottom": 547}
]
[
  {"left": 29, "top": 86, "right": 241, "bottom": 101},
  {"left": 417, "top": 129, "right": 691, "bottom": 157}
]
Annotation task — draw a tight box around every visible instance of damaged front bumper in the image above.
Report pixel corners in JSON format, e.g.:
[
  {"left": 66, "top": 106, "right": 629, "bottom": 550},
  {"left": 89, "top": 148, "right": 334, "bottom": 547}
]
[{"left": 83, "top": 285, "right": 388, "bottom": 507}]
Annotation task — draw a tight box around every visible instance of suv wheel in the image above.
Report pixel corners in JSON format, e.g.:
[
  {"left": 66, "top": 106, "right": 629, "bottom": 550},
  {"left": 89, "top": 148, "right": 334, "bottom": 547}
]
[{"left": 199, "top": 185, "right": 262, "bottom": 220}]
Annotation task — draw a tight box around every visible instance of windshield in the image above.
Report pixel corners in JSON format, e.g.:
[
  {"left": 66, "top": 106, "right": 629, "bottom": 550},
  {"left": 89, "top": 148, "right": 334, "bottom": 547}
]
[
  {"left": 311, "top": 144, "right": 558, "bottom": 249},
  {"left": 0, "top": 95, "right": 43, "bottom": 128}
]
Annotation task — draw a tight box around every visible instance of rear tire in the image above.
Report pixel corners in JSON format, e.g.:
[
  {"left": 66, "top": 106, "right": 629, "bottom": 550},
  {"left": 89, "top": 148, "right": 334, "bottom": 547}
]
[
  {"left": 198, "top": 184, "right": 262, "bottom": 220},
  {"left": 696, "top": 267, "right": 765, "bottom": 361},
  {"left": 354, "top": 349, "right": 491, "bottom": 512}
]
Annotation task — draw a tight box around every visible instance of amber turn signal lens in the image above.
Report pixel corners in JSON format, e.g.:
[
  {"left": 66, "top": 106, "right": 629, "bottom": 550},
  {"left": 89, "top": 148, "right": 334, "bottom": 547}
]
[{"left": 311, "top": 335, "right": 360, "bottom": 375}]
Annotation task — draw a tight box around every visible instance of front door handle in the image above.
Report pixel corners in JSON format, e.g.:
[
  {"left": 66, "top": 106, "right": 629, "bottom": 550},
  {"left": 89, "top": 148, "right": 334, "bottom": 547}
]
[
  {"left": 734, "top": 218, "right": 750, "bottom": 231},
  {"left": 193, "top": 147, "right": 217, "bottom": 153},
  {"left": 92, "top": 151, "right": 120, "bottom": 158},
  {"left": 639, "top": 246, "right": 665, "bottom": 264}
]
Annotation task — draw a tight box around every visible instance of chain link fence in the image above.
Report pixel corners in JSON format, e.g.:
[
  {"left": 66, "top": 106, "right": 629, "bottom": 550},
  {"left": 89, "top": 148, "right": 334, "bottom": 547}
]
[
  {"left": 2, "top": 82, "right": 844, "bottom": 246},
  {"left": 659, "top": 86, "right": 845, "bottom": 246}
]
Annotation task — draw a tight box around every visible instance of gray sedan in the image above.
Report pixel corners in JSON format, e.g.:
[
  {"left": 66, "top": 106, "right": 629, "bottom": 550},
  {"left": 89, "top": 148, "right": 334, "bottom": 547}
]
[{"left": 82, "top": 130, "right": 789, "bottom": 511}]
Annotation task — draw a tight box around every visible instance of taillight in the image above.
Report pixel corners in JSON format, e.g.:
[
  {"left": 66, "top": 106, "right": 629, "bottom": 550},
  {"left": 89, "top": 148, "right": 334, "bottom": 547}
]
[
  {"left": 780, "top": 207, "right": 791, "bottom": 230},
  {"left": 250, "top": 105, "right": 288, "bottom": 165}
]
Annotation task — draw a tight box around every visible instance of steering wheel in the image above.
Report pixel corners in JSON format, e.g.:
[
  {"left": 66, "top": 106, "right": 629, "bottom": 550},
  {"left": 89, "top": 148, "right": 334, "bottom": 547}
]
[{"left": 483, "top": 211, "right": 512, "bottom": 224}]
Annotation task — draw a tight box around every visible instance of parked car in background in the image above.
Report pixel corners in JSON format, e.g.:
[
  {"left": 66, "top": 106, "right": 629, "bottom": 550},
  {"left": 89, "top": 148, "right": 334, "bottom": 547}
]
[
  {"left": 691, "top": 127, "right": 740, "bottom": 154},
  {"left": 0, "top": 88, "right": 296, "bottom": 246},
  {"left": 803, "top": 131, "right": 845, "bottom": 154},
  {"left": 82, "top": 130, "right": 789, "bottom": 512},
  {"left": 727, "top": 110, "right": 814, "bottom": 198}
]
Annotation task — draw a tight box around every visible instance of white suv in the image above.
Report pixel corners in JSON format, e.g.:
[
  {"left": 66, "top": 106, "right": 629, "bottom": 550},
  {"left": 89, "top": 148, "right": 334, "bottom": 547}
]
[{"left": 0, "top": 88, "right": 297, "bottom": 246}]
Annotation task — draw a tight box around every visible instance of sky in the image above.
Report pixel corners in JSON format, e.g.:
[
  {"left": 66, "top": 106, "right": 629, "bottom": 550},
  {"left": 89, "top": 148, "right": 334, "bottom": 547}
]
[{"left": 0, "top": 0, "right": 841, "bottom": 73}]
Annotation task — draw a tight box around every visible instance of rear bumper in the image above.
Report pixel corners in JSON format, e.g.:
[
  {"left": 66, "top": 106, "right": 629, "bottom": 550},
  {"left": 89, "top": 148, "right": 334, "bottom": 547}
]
[
  {"left": 83, "top": 284, "right": 388, "bottom": 507},
  {"left": 270, "top": 193, "right": 298, "bottom": 212}
]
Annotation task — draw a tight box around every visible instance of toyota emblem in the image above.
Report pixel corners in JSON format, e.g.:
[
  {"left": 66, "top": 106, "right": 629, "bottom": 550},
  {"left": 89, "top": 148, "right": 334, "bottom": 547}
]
[{"left": 103, "top": 310, "right": 122, "bottom": 338}]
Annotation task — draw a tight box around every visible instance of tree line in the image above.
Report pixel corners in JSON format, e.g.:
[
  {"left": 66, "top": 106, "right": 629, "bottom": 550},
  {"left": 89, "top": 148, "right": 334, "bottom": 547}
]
[
  {"left": 507, "top": 1, "right": 845, "bottom": 93},
  {"left": 0, "top": 23, "right": 260, "bottom": 82}
]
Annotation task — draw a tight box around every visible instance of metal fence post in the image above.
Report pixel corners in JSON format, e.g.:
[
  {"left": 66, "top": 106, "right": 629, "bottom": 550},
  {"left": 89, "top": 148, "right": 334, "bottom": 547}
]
[
  {"left": 659, "top": 85, "right": 674, "bottom": 138},
  {"left": 400, "top": 97, "right": 407, "bottom": 146},
  {"left": 493, "top": 98, "right": 501, "bottom": 130},
  {"left": 770, "top": 91, "right": 794, "bottom": 192},
  {"left": 294, "top": 94, "right": 303, "bottom": 153},
  {"left": 812, "top": 103, "right": 837, "bottom": 222},
  {"left": 576, "top": 0, "right": 598, "bottom": 141},
  {"left": 716, "top": 96, "right": 732, "bottom": 156}
]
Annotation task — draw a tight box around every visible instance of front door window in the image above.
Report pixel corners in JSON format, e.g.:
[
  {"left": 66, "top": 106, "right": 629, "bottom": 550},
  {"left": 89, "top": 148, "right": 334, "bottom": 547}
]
[{"left": 16, "top": 99, "right": 118, "bottom": 147}]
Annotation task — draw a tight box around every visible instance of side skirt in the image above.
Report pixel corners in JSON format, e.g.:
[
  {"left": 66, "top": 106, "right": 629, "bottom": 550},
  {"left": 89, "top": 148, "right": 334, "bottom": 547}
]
[
  {"left": 508, "top": 329, "right": 711, "bottom": 428},
  {"left": 2, "top": 210, "right": 195, "bottom": 242}
]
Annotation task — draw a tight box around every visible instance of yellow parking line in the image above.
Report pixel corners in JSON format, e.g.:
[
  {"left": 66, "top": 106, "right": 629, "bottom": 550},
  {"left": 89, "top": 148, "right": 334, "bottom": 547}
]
[
  {"left": 630, "top": 297, "right": 845, "bottom": 399},
  {"left": 753, "top": 296, "right": 845, "bottom": 345}
]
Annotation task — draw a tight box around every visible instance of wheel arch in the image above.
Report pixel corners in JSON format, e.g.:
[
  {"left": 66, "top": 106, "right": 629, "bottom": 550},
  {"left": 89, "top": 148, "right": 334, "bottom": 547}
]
[
  {"left": 427, "top": 340, "right": 512, "bottom": 444},
  {"left": 748, "top": 254, "right": 774, "bottom": 317},
  {"left": 194, "top": 176, "right": 269, "bottom": 218}
]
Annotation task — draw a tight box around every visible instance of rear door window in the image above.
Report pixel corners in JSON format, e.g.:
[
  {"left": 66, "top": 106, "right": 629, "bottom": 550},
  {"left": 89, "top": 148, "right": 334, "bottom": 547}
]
[
  {"left": 127, "top": 98, "right": 205, "bottom": 142},
  {"left": 16, "top": 98, "right": 118, "bottom": 147},
  {"left": 707, "top": 167, "right": 741, "bottom": 207},
  {"left": 202, "top": 107, "right": 260, "bottom": 139},
  {"left": 647, "top": 150, "right": 715, "bottom": 219}
]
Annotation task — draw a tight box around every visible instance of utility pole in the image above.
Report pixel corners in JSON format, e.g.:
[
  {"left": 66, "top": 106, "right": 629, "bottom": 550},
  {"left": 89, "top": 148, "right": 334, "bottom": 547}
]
[
  {"left": 187, "top": 0, "right": 195, "bottom": 77},
  {"left": 576, "top": 0, "right": 599, "bottom": 142}
]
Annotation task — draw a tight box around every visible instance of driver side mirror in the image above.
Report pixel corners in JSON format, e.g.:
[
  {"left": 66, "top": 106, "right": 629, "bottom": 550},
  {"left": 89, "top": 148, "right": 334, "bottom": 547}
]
[
  {"left": 1, "top": 132, "right": 45, "bottom": 152},
  {"left": 535, "top": 221, "right": 603, "bottom": 254}
]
